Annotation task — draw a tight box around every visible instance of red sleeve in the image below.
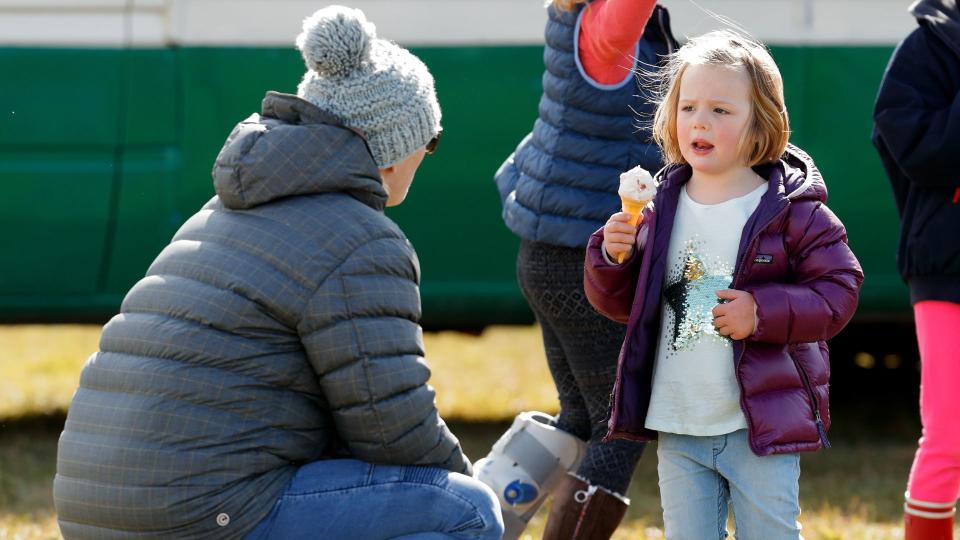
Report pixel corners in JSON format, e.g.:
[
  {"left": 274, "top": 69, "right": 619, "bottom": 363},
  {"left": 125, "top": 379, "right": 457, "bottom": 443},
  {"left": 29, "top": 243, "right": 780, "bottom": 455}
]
[{"left": 578, "top": 0, "right": 657, "bottom": 85}]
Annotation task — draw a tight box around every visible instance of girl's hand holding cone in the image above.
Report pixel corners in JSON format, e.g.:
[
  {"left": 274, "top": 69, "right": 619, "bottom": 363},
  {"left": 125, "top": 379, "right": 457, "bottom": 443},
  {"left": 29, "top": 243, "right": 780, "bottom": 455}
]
[
  {"left": 613, "top": 166, "right": 656, "bottom": 262},
  {"left": 602, "top": 211, "right": 642, "bottom": 264}
]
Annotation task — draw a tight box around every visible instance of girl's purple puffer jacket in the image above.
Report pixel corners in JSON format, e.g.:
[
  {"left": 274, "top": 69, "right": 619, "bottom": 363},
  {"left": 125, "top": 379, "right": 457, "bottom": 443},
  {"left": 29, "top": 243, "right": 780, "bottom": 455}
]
[{"left": 585, "top": 144, "right": 864, "bottom": 456}]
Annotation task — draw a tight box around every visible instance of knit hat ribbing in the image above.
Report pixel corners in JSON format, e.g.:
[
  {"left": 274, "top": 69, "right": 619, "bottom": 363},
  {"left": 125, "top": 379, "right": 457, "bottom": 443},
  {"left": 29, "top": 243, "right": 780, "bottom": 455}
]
[{"left": 295, "top": 6, "right": 441, "bottom": 168}]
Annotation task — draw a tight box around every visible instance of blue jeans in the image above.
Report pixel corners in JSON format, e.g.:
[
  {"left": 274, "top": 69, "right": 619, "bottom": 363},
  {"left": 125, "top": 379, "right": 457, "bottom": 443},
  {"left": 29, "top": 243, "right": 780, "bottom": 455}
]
[
  {"left": 243, "top": 459, "right": 503, "bottom": 540},
  {"left": 657, "top": 430, "right": 802, "bottom": 540}
]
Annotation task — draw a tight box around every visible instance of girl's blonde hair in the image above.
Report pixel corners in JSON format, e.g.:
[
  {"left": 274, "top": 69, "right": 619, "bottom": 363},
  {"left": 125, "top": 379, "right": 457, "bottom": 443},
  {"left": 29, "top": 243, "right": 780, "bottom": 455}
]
[
  {"left": 551, "top": 0, "right": 587, "bottom": 11},
  {"left": 652, "top": 30, "right": 790, "bottom": 167}
]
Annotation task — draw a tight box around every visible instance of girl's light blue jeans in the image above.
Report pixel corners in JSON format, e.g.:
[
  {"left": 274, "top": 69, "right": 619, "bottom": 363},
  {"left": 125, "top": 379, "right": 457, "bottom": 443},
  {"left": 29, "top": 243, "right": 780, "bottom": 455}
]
[
  {"left": 657, "top": 429, "right": 802, "bottom": 540},
  {"left": 243, "top": 459, "right": 504, "bottom": 540}
]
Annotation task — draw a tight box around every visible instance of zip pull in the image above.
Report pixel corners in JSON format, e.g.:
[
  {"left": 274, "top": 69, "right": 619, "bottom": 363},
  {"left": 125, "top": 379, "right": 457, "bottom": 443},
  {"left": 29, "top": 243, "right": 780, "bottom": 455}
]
[
  {"left": 658, "top": 8, "right": 674, "bottom": 55},
  {"left": 815, "top": 409, "right": 831, "bottom": 449}
]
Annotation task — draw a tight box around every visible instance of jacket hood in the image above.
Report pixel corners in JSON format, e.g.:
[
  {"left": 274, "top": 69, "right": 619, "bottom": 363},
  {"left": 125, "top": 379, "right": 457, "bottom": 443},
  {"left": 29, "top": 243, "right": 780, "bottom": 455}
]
[
  {"left": 911, "top": 0, "right": 960, "bottom": 56},
  {"left": 212, "top": 91, "right": 387, "bottom": 210},
  {"left": 657, "top": 143, "right": 827, "bottom": 203}
]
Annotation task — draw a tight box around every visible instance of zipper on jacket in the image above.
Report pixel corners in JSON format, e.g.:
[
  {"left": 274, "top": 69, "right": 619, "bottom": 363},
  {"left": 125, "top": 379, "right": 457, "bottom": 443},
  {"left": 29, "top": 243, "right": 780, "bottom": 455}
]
[
  {"left": 603, "top": 356, "right": 625, "bottom": 442},
  {"left": 791, "top": 350, "right": 832, "bottom": 449},
  {"left": 729, "top": 204, "right": 787, "bottom": 454},
  {"left": 731, "top": 203, "right": 788, "bottom": 366},
  {"left": 729, "top": 202, "right": 831, "bottom": 449},
  {"left": 730, "top": 203, "right": 789, "bottom": 290},
  {"left": 657, "top": 7, "right": 675, "bottom": 55},
  {"left": 729, "top": 202, "right": 791, "bottom": 454},
  {"left": 815, "top": 410, "right": 831, "bottom": 449},
  {"left": 656, "top": 6, "right": 677, "bottom": 55}
]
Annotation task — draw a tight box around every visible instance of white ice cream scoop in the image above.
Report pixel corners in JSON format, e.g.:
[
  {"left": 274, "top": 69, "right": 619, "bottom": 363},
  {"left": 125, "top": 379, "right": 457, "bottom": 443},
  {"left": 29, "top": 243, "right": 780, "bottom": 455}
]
[{"left": 618, "top": 165, "right": 657, "bottom": 201}]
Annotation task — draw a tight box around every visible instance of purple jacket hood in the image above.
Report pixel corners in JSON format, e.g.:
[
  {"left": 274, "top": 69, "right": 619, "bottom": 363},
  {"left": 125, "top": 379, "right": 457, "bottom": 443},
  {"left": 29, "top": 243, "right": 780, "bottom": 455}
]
[{"left": 584, "top": 144, "right": 863, "bottom": 456}]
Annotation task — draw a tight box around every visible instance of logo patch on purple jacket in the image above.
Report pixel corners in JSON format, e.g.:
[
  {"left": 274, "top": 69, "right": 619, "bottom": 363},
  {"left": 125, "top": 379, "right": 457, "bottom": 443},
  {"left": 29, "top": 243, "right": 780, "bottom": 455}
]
[{"left": 754, "top": 254, "right": 773, "bottom": 264}]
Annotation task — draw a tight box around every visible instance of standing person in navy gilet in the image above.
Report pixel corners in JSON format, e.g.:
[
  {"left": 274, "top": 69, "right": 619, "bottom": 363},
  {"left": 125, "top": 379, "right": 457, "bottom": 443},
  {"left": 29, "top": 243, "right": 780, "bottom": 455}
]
[{"left": 494, "top": 0, "right": 677, "bottom": 537}]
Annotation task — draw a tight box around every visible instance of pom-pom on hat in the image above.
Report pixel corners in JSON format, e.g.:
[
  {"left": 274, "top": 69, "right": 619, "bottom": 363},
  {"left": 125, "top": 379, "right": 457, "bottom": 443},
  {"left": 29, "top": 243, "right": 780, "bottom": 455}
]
[{"left": 295, "top": 5, "right": 441, "bottom": 168}]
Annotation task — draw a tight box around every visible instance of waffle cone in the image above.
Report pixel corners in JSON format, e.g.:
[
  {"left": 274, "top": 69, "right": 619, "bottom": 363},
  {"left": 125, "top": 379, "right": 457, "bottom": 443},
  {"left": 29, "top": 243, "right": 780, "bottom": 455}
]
[
  {"left": 617, "top": 197, "right": 649, "bottom": 263},
  {"left": 621, "top": 197, "right": 647, "bottom": 225}
]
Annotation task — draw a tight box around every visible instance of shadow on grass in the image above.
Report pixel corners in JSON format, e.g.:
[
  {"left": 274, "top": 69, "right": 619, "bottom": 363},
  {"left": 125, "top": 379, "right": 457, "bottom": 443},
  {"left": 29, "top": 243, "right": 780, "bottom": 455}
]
[
  {"left": 1, "top": 412, "right": 66, "bottom": 433},
  {"left": 0, "top": 414, "right": 63, "bottom": 515}
]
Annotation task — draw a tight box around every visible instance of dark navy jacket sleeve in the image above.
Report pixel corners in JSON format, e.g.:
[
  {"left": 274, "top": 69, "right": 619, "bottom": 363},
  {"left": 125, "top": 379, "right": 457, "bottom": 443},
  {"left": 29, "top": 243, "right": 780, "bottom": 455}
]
[{"left": 874, "top": 28, "right": 960, "bottom": 189}]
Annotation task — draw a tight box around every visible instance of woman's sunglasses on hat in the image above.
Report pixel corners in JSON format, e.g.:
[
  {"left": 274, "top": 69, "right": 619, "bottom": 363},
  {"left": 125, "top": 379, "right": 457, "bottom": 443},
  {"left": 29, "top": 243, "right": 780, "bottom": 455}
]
[{"left": 426, "top": 131, "right": 441, "bottom": 155}]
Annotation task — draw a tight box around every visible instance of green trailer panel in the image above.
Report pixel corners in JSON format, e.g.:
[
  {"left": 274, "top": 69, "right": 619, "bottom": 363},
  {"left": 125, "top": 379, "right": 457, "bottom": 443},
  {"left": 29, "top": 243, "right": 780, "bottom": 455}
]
[
  {"left": 774, "top": 46, "right": 907, "bottom": 315},
  {"left": 0, "top": 43, "right": 910, "bottom": 324}
]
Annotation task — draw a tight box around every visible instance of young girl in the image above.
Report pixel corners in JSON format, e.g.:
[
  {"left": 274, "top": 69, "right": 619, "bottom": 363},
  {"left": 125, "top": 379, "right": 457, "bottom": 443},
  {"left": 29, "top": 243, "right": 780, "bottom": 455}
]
[
  {"left": 584, "top": 31, "right": 864, "bottom": 537},
  {"left": 493, "top": 0, "right": 676, "bottom": 537}
]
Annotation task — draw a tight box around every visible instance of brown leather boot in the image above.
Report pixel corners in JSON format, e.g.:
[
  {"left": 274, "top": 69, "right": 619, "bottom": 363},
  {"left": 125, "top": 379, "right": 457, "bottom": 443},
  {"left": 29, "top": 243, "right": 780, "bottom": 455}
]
[
  {"left": 570, "top": 483, "right": 629, "bottom": 540},
  {"left": 542, "top": 474, "right": 629, "bottom": 540},
  {"left": 542, "top": 474, "right": 590, "bottom": 540}
]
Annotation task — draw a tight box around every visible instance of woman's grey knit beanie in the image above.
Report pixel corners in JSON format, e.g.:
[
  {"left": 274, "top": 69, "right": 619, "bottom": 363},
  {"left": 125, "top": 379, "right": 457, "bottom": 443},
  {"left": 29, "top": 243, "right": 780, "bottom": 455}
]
[{"left": 295, "top": 5, "right": 441, "bottom": 168}]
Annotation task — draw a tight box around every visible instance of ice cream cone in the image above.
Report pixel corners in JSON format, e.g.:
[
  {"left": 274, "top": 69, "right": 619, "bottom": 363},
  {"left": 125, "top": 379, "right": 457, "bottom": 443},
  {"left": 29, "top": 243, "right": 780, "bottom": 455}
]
[
  {"left": 616, "top": 197, "right": 648, "bottom": 263},
  {"left": 616, "top": 164, "right": 657, "bottom": 264}
]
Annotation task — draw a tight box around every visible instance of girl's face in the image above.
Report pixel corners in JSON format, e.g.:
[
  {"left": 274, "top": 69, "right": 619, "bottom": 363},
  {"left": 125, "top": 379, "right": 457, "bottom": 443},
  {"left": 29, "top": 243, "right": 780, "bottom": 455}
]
[{"left": 676, "top": 63, "right": 754, "bottom": 177}]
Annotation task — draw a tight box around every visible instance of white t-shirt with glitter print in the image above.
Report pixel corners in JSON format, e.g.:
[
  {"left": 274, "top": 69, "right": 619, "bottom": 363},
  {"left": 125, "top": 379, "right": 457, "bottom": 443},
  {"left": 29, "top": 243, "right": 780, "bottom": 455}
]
[{"left": 644, "top": 182, "right": 767, "bottom": 436}]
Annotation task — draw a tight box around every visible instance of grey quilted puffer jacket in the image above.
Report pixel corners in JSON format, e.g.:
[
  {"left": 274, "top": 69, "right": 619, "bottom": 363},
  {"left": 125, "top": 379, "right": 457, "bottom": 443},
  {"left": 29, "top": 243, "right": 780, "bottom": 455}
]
[{"left": 54, "top": 92, "right": 470, "bottom": 540}]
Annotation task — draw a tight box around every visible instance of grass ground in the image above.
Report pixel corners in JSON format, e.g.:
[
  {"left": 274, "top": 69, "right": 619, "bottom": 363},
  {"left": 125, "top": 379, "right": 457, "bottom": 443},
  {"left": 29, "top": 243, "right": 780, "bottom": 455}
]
[
  {"left": 0, "top": 326, "right": 99, "bottom": 419},
  {"left": 0, "top": 324, "right": 554, "bottom": 422},
  {"left": 0, "top": 421, "right": 61, "bottom": 540},
  {"left": 1, "top": 324, "right": 955, "bottom": 539}
]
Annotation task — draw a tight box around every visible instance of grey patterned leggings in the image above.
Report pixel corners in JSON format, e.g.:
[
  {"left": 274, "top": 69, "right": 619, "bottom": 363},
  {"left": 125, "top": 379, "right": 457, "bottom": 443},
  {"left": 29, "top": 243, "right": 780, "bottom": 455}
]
[{"left": 517, "top": 239, "right": 646, "bottom": 495}]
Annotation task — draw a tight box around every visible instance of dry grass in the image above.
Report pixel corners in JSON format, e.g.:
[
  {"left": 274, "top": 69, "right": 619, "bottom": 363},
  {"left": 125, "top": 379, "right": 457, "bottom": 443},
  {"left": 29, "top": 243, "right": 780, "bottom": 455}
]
[
  {"left": 425, "top": 325, "right": 559, "bottom": 420},
  {"left": 0, "top": 424, "right": 62, "bottom": 540},
  {"left": 0, "top": 515, "right": 60, "bottom": 540},
  {"left": 1, "top": 324, "right": 957, "bottom": 539},
  {"left": 0, "top": 325, "right": 99, "bottom": 419},
  {"left": 0, "top": 324, "right": 555, "bottom": 422}
]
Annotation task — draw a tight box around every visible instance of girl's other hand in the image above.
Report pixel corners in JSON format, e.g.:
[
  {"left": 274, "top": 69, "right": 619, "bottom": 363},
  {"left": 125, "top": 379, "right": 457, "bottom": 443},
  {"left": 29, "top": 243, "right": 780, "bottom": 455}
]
[
  {"left": 602, "top": 211, "right": 640, "bottom": 263},
  {"left": 712, "top": 289, "right": 758, "bottom": 340}
]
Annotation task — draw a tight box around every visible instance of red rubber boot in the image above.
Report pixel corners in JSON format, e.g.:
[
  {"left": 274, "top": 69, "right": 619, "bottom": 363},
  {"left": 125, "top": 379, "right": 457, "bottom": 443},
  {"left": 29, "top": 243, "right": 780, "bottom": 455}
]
[{"left": 905, "top": 495, "right": 955, "bottom": 540}]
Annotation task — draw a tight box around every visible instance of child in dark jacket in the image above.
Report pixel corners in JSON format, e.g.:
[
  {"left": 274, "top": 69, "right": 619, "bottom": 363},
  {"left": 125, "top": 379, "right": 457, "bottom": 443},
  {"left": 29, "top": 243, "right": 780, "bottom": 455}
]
[
  {"left": 873, "top": 1, "right": 960, "bottom": 538},
  {"left": 584, "top": 30, "right": 863, "bottom": 538}
]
